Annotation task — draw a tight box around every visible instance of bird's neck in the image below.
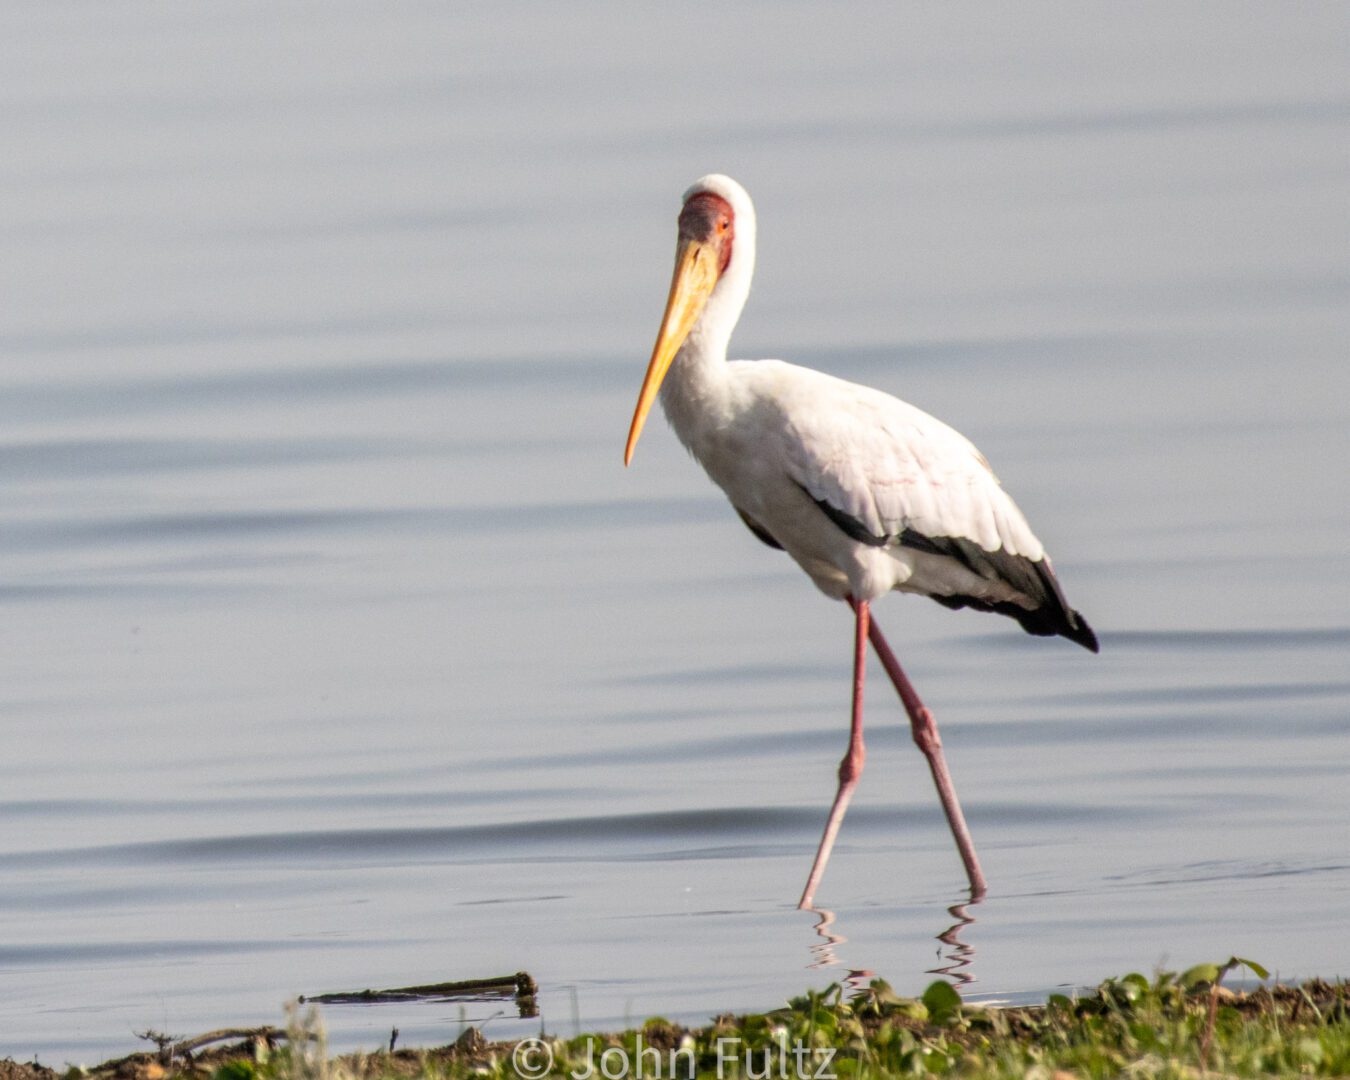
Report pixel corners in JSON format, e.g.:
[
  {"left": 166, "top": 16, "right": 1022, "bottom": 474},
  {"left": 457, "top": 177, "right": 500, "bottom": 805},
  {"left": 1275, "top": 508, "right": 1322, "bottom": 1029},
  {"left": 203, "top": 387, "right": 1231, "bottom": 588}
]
[
  {"left": 659, "top": 325, "right": 732, "bottom": 443},
  {"left": 659, "top": 238, "right": 755, "bottom": 441}
]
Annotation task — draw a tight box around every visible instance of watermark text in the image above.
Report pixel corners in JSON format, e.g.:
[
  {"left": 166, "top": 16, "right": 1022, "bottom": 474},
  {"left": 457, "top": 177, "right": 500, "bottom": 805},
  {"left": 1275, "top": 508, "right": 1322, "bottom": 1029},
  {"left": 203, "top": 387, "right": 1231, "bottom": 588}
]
[{"left": 512, "top": 1033, "right": 837, "bottom": 1079}]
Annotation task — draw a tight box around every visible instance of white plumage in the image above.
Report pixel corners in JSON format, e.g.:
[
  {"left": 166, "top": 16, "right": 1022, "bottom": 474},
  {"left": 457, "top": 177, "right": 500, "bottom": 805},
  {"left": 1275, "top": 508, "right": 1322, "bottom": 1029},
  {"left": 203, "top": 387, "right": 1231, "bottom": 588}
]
[
  {"left": 680, "top": 358, "right": 1045, "bottom": 603},
  {"left": 624, "top": 174, "right": 1097, "bottom": 905}
]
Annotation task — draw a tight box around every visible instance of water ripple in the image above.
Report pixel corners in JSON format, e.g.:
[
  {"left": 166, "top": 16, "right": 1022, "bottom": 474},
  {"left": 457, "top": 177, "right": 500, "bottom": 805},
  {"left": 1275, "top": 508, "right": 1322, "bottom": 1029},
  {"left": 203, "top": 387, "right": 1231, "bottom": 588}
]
[
  {"left": 0, "top": 497, "right": 721, "bottom": 553},
  {"left": 0, "top": 801, "right": 1164, "bottom": 872},
  {"left": 0, "top": 937, "right": 358, "bottom": 966},
  {"left": 0, "top": 436, "right": 407, "bottom": 478},
  {"left": 1105, "top": 858, "right": 1350, "bottom": 888},
  {"left": 0, "top": 356, "right": 629, "bottom": 416},
  {"left": 963, "top": 626, "right": 1350, "bottom": 653}
]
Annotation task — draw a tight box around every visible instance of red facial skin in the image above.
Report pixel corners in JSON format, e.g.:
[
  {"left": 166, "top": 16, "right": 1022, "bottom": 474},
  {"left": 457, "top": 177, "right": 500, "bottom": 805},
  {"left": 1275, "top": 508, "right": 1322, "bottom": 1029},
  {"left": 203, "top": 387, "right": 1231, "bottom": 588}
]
[{"left": 678, "top": 192, "right": 735, "bottom": 275}]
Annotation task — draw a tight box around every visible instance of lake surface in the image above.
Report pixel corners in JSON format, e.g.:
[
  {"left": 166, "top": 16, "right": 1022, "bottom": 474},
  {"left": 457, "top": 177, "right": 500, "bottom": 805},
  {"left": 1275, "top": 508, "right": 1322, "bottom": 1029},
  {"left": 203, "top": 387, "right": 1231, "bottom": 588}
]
[{"left": 3, "top": 2, "right": 1348, "bottom": 1064}]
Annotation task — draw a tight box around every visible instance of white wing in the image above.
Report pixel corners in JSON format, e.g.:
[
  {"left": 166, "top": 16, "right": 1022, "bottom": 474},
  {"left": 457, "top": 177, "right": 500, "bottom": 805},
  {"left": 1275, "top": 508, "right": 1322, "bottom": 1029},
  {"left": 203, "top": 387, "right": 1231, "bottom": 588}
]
[{"left": 746, "top": 360, "right": 1045, "bottom": 560}]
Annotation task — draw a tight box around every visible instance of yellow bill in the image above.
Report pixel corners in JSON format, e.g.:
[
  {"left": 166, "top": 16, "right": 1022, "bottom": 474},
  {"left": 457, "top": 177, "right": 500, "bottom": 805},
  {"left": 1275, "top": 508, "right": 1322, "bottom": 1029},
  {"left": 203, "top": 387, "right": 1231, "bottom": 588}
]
[{"left": 624, "top": 236, "right": 721, "bottom": 465}]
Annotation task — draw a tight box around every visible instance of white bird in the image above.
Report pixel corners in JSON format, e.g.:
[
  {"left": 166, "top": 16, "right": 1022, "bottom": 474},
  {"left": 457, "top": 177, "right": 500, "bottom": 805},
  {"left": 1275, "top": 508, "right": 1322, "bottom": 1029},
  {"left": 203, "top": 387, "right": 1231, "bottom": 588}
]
[{"left": 624, "top": 175, "right": 1097, "bottom": 908}]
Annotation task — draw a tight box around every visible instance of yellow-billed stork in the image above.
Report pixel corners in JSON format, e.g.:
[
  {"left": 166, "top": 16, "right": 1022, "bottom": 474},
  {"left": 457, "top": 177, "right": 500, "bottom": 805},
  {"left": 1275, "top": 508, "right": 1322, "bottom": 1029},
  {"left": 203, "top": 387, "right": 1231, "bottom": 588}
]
[{"left": 624, "top": 175, "right": 1098, "bottom": 907}]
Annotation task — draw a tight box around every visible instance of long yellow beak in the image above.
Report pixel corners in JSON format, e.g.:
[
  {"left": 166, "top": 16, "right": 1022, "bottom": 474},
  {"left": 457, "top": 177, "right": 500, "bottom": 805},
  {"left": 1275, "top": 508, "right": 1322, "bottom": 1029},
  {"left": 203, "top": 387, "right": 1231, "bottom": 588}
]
[{"left": 624, "top": 236, "right": 721, "bottom": 465}]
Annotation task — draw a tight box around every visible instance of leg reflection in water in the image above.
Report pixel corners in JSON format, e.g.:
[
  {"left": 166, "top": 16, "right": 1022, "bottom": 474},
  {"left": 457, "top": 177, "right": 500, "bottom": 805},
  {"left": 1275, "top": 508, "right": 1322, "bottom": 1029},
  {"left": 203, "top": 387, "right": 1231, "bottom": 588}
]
[
  {"left": 799, "top": 894, "right": 981, "bottom": 993},
  {"left": 927, "top": 899, "right": 980, "bottom": 987},
  {"left": 802, "top": 906, "right": 876, "bottom": 994}
]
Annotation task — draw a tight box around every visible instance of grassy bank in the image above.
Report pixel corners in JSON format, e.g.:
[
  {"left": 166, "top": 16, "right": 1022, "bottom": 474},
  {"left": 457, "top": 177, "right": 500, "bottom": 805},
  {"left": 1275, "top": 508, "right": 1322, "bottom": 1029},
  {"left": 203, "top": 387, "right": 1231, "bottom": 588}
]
[{"left": 11, "top": 959, "right": 1350, "bottom": 1080}]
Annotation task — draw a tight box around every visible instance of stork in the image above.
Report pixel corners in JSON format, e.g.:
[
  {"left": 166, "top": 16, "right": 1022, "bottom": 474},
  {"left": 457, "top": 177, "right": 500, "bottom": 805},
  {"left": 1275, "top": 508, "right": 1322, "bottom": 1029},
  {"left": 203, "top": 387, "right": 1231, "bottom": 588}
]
[{"left": 624, "top": 175, "right": 1097, "bottom": 906}]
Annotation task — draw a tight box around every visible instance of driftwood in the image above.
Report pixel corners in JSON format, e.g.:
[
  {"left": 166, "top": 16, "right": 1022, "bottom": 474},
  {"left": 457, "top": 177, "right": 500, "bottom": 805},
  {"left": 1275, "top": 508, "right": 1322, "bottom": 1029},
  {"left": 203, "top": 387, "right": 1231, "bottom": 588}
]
[
  {"left": 135, "top": 1026, "right": 296, "bottom": 1059},
  {"left": 301, "top": 971, "right": 538, "bottom": 1017},
  {"left": 86, "top": 972, "right": 539, "bottom": 1076},
  {"left": 91, "top": 1025, "right": 305, "bottom": 1075}
]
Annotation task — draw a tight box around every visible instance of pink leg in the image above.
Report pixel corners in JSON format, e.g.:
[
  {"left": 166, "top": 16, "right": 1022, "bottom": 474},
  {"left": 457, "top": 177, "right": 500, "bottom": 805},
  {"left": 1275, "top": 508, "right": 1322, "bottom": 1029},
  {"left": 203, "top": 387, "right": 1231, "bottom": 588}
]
[
  {"left": 798, "top": 599, "right": 870, "bottom": 909},
  {"left": 851, "top": 598, "right": 988, "bottom": 899}
]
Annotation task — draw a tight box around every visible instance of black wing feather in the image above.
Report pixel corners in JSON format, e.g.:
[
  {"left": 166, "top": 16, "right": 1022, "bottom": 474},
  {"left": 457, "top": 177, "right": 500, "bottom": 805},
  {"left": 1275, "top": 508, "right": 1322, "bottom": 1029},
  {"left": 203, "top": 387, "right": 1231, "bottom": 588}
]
[
  {"left": 734, "top": 506, "right": 784, "bottom": 550},
  {"left": 807, "top": 490, "right": 1098, "bottom": 652}
]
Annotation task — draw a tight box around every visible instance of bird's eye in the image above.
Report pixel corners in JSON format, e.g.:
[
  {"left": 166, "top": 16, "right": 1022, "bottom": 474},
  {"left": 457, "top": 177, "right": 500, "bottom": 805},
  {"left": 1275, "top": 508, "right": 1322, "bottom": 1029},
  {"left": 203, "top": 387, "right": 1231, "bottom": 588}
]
[{"left": 718, "top": 218, "right": 730, "bottom": 233}]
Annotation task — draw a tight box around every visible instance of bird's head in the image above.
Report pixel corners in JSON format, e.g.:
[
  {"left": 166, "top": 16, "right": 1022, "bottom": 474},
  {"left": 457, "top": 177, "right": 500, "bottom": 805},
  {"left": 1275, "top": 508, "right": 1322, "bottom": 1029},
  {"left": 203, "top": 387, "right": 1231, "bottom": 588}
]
[{"left": 625, "top": 175, "right": 755, "bottom": 466}]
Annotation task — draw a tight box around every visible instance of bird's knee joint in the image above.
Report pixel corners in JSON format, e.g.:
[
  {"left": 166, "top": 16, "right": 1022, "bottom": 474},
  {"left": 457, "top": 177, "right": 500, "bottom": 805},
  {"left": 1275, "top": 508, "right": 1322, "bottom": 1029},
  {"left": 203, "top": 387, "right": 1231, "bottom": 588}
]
[
  {"left": 837, "top": 745, "right": 865, "bottom": 785},
  {"left": 910, "top": 712, "right": 941, "bottom": 755}
]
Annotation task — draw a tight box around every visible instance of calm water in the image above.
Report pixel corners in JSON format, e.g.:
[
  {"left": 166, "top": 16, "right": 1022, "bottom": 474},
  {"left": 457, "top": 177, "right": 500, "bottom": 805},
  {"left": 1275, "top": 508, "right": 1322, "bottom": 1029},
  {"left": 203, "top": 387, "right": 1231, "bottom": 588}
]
[{"left": 3, "top": 2, "right": 1348, "bottom": 1064}]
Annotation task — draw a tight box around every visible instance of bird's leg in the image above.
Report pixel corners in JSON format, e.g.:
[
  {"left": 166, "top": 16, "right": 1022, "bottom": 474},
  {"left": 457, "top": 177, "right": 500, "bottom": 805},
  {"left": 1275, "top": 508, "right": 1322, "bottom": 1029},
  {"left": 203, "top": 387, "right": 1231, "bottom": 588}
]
[
  {"left": 851, "top": 599, "right": 988, "bottom": 899},
  {"left": 798, "top": 598, "right": 870, "bottom": 909}
]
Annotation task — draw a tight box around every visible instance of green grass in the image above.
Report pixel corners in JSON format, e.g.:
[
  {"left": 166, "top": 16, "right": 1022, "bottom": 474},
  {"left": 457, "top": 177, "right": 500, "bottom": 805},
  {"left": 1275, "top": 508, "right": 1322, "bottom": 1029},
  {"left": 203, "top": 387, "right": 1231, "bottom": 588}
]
[{"left": 68, "top": 960, "right": 1350, "bottom": 1080}]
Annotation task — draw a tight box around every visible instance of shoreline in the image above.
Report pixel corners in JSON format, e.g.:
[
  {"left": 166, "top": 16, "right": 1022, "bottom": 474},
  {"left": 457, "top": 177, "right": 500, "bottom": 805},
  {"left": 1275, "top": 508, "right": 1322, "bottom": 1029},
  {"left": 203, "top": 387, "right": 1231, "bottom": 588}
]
[{"left": 7, "top": 964, "right": 1347, "bottom": 1079}]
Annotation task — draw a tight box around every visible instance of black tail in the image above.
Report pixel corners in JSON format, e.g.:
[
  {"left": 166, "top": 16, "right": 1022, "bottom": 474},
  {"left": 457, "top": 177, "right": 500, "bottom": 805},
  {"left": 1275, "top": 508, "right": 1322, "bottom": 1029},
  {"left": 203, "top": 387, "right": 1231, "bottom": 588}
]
[
  {"left": 902, "top": 535, "right": 1098, "bottom": 652},
  {"left": 930, "top": 591, "right": 1098, "bottom": 651},
  {"left": 805, "top": 490, "right": 1099, "bottom": 652}
]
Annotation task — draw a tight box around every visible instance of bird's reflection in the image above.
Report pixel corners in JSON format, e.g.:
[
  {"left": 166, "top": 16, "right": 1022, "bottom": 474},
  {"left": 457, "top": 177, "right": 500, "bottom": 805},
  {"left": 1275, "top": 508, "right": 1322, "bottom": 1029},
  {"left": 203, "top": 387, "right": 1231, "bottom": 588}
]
[
  {"left": 800, "top": 891, "right": 981, "bottom": 993},
  {"left": 803, "top": 905, "right": 843, "bottom": 969},
  {"left": 926, "top": 898, "right": 980, "bottom": 986},
  {"left": 803, "top": 906, "right": 875, "bottom": 993}
]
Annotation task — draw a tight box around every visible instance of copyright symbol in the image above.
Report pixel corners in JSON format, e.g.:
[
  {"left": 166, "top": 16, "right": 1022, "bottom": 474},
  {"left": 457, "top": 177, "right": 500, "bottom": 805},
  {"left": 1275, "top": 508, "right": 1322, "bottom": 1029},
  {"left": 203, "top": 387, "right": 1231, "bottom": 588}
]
[{"left": 512, "top": 1036, "right": 554, "bottom": 1078}]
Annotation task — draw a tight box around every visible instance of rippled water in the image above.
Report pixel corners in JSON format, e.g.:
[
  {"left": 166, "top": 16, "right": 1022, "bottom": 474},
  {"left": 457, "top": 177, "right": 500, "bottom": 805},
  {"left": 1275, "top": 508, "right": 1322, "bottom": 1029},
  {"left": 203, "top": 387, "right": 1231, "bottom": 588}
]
[{"left": 4, "top": 2, "right": 1348, "bottom": 1064}]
